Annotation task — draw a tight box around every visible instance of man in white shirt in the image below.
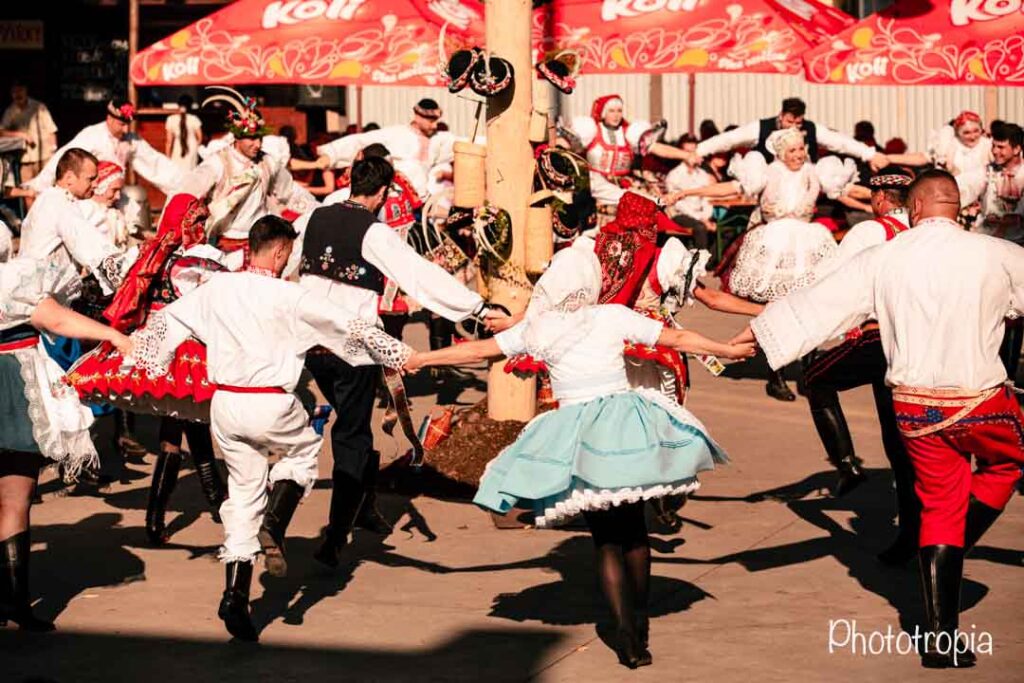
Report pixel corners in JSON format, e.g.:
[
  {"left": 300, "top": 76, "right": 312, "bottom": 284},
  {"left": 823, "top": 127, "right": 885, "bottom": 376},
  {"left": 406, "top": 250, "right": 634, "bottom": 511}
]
[
  {"left": 1, "top": 82, "right": 57, "bottom": 182},
  {"left": 314, "top": 98, "right": 452, "bottom": 198},
  {"left": 131, "top": 215, "right": 415, "bottom": 642},
  {"left": 740, "top": 170, "right": 1024, "bottom": 669},
  {"left": 694, "top": 98, "right": 890, "bottom": 172},
  {"left": 26, "top": 99, "right": 183, "bottom": 197},
  {"left": 18, "top": 149, "right": 132, "bottom": 294},
  {"left": 180, "top": 98, "right": 315, "bottom": 262},
  {"left": 299, "top": 157, "right": 501, "bottom": 567},
  {"left": 801, "top": 169, "right": 920, "bottom": 565},
  {"left": 664, "top": 134, "right": 714, "bottom": 250}
]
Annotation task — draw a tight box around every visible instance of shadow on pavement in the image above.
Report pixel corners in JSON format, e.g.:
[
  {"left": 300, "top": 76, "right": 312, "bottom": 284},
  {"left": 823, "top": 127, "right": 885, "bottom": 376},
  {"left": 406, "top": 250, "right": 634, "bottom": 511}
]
[{"left": 0, "top": 626, "right": 562, "bottom": 683}]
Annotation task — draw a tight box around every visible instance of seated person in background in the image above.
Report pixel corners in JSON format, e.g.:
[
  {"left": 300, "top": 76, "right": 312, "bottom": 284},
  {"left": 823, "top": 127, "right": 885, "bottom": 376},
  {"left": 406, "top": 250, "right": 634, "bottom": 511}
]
[{"left": 664, "top": 135, "right": 716, "bottom": 250}]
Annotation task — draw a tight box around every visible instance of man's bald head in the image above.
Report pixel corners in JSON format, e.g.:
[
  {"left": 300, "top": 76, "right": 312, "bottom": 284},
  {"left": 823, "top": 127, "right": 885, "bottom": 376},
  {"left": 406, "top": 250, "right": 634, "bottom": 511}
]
[{"left": 907, "top": 169, "right": 961, "bottom": 226}]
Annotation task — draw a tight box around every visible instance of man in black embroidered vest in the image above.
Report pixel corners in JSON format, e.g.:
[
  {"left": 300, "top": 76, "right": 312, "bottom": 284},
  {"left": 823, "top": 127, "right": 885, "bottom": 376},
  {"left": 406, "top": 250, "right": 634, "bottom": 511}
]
[
  {"left": 297, "top": 157, "right": 501, "bottom": 567},
  {"left": 694, "top": 97, "right": 890, "bottom": 171}
]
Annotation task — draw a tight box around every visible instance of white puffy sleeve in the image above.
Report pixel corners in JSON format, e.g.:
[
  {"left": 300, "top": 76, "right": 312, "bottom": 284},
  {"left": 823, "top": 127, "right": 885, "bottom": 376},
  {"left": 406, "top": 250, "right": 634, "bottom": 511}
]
[
  {"left": 495, "top": 322, "right": 528, "bottom": 357},
  {"left": 816, "top": 126, "right": 878, "bottom": 162},
  {"left": 0, "top": 259, "right": 82, "bottom": 329},
  {"left": 178, "top": 156, "right": 222, "bottom": 201},
  {"left": 295, "top": 293, "right": 413, "bottom": 369},
  {"left": 728, "top": 152, "right": 768, "bottom": 196},
  {"left": 317, "top": 129, "right": 393, "bottom": 168},
  {"left": 624, "top": 120, "right": 652, "bottom": 150},
  {"left": 815, "top": 156, "right": 859, "bottom": 200},
  {"left": 926, "top": 125, "right": 957, "bottom": 166},
  {"left": 695, "top": 121, "right": 759, "bottom": 158},
  {"left": 752, "top": 248, "right": 879, "bottom": 370},
  {"left": 602, "top": 304, "right": 663, "bottom": 346},
  {"left": 571, "top": 116, "right": 598, "bottom": 148},
  {"left": 130, "top": 136, "right": 185, "bottom": 196},
  {"left": 956, "top": 167, "right": 988, "bottom": 207}
]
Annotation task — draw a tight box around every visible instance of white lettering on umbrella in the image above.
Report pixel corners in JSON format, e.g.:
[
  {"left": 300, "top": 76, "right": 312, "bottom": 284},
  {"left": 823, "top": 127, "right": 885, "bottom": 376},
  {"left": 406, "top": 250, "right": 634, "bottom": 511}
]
[
  {"left": 601, "top": 0, "right": 700, "bottom": 22},
  {"left": 262, "top": 0, "right": 367, "bottom": 30},
  {"left": 844, "top": 57, "right": 889, "bottom": 84},
  {"left": 951, "top": 0, "right": 1023, "bottom": 27},
  {"left": 161, "top": 57, "right": 200, "bottom": 82}
]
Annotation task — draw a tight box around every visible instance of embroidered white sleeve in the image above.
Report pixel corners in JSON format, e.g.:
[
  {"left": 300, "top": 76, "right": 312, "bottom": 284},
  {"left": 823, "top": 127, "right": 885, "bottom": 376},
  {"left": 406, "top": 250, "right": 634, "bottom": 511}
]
[
  {"left": 128, "top": 312, "right": 177, "bottom": 377},
  {"left": 344, "top": 318, "right": 413, "bottom": 370}
]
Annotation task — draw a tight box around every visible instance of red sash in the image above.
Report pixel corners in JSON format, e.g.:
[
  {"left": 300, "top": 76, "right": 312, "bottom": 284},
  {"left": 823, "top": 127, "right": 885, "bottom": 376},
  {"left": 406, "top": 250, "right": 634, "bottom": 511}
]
[{"left": 216, "top": 385, "right": 286, "bottom": 394}]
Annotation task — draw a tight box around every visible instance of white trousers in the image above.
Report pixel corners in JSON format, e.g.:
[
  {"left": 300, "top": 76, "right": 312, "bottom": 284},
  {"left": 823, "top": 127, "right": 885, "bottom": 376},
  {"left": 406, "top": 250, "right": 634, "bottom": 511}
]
[{"left": 210, "top": 392, "right": 322, "bottom": 562}]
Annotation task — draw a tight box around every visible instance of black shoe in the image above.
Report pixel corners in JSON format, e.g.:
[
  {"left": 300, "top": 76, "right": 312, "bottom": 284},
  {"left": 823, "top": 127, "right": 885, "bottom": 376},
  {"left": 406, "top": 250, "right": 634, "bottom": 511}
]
[
  {"left": 218, "top": 561, "right": 257, "bottom": 642},
  {"left": 355, "top": 492, "right": 393, "bottom": 535},
  {"left": 878, "top": 532, "right": 918, "bottom": 566},
  {"left": 315, "top": 473, "right": 367, "bottom": 568},
  {"left": 194, "top": 457, "right": 227, "bottom": 510},
  {"left": 963, "top": 495, "right": 1002, "bottom": 554},
  {"left": 0, "top": 531, "right": 55, "bottom": 632},
  {"left": 918, "top": 545, "right": 975, "bottom": 668},
  {"left": 614, "top": 628, "right": 652, "bottom": 669},
  {"left": 354, "top": 453, "right": 392, "bottom": 535},
  {"left": 833, "top": 460, "right": 868, "bottom": 497},
  {"left": 809, "top": 403, "right": 867, "bottom": 497},
  {"left": 145, "top": 450, "right": 182, "bottom": 545},
  {"left": 257, "top": 480, "right": 304, "bottom": 578},
  {"left": 765, "top": 376, "right": 796, "bottom": 402}
]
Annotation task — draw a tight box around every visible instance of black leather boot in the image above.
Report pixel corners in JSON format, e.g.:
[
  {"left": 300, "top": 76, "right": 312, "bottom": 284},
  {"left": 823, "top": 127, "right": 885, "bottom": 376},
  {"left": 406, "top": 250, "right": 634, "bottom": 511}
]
[
  {"left": 809, "top": 403, "right": 867, "bottom": 497},
  {"left": 217, "top": 560, "right": 257, "bottom": 641},
  {"left": 963, "top": 495, "right": 1002, "bottom": 553},
  {"left": 193, "top": 454, "right": 227, "bottom": 510},
  {"left": 145, "top": 450, "right": 182, "bottom": 545},
  {"left": 765, "top": 370, "right": 796, "bottom": 402},
  {"left": 314, "top": 472, "right": 366, "bottom": 568},
  {"left": 918, "top": 545, "right": 975, "bottom": 668},
  {"left": 355, "top": 452, "right": 392, "bottom": 535},
  {"left": 0, "top": 531, "right": 54, "bottom": 632},
  {"left": 257, "top": 480, "right": 304, "bottom": 578}
]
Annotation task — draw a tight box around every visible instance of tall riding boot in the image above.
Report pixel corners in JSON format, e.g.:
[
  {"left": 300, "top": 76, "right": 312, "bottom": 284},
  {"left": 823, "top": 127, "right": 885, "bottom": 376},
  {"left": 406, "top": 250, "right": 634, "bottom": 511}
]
[
  {"left": 962, "top": 495, "right": 1003, "bottom": 553},
  {"left": 314, "top": 472, "right": 366, "bottom": 568},
  {"left": 0, "top": 531, "right": 55, "bottom": 631},
  {"left": 186, "top": 424, "right": 225, "bottom": 509},
  {"left": 809, "top": 401, "right": 867, "bottom": 497},
  {"left": 217, "top": 560, "right": 257, "bottom": 641},
  {"left": 878, "top": 471, "right": 921, "bottom": 565},
  {"left": 765, "top": 369, "right": 796, "bottom": 402},
  {"left": 145, "top": 450, "right": 182, "bottom": 545},
  {"left": 257, "top": 480, "right": 305, "bottom": 578},
  {"left": 355, "top": 451, "right": 392, "bottom": 535},
  {"left": 918, "top": 545, "right": 975, "bottom": 668}
]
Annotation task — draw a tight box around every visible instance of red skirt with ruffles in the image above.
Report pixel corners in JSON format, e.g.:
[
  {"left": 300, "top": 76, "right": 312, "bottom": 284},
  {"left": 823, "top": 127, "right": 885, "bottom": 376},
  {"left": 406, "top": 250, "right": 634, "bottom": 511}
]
[{"left": 67, "top": 338, "right": 213, "bottom": 422}]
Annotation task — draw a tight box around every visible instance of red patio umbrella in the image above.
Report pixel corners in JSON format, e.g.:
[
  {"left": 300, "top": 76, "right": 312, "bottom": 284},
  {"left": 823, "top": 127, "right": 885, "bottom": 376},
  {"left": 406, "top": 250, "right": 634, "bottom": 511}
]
[
  {"left": 532, "top": 0, "right": 853, "bottom": 75},
  {"left": 130, "top": 0, "right": 486, "bottom": 87},
  {"left": 804, "top": 0, "right": 1024, "bottom": 86}
]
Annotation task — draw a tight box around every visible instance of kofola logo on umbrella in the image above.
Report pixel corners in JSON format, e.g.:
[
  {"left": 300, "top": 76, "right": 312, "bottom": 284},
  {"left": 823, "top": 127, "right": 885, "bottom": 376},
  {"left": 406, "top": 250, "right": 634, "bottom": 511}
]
[
  {"left": 601, "top": 0, "right": 701, "bottom": 21},
  {"left": 952, "top": 0, "right": 1024, "bottom": 26},
  {"left": 262, "top": 0, "right": 367, "bottom": 30}
]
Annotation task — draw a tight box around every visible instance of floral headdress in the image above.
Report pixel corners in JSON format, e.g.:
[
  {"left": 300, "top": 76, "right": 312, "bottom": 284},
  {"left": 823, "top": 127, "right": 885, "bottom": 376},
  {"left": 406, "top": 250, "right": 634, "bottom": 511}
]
[
  {"left": 107, "top": 100, "right": 136, "bottom": 123},
  {"left": 201, "top": 86, "right": 270, "bottom": 139}
]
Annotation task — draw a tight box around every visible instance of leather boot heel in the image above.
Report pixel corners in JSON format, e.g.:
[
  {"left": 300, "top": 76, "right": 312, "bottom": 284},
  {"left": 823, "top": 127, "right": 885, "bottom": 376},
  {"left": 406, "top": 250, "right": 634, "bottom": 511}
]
[
  {"left": 1, "top": 532, "right": 55, "bottom": 632},
  {"left": 257, "top": 480, "right": 304, "bottom": 578},
  {"left": 218, "top": 560, "right": 257, "bottom": 641},
  {"left": 146, "top": 450, "right": 182, "bottom": 545}
]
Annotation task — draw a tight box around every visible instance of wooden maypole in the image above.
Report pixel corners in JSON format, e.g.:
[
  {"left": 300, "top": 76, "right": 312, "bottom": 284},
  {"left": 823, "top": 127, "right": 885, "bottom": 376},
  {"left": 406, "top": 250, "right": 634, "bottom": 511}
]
[{"left": 485, "top": 0, "right": 536, "bottom": 422}]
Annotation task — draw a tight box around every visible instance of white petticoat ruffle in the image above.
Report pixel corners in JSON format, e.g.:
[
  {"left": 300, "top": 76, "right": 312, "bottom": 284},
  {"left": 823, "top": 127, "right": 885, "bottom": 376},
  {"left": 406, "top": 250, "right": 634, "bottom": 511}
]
[
  {"left": 729, "top": 218, "right": 837, "bottom": 303},
  {"left": 534, "top": 479, "right": 701, "bottom": 528}
]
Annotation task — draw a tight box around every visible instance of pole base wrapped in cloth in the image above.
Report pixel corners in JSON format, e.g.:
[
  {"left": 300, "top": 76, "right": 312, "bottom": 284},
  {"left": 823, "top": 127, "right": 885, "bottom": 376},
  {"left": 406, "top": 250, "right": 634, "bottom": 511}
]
[
  {"left": 68, "top": 338, "right": 214, "bottom": 422},
  {"left": 473, "top": 388, "right": 725, "bottom": 528}
]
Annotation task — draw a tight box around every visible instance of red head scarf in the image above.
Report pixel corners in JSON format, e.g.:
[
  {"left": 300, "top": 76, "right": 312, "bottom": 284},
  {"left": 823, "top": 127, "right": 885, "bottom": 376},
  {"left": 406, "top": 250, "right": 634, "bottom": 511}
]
[
  {"left": 591, "top": 94, "right": 626, "bottom": 128},
  {"left": 594, "top": 192, "right": 674, "bottom": 305},
  {"left": 953, "top": 111, "right": 982, "bottom": 131},
  {"left": 94, "top": 161, "right": 124, "bottom": 196},
  {"left": 103, "top": 194, "right": 209, "bottom": 332}
]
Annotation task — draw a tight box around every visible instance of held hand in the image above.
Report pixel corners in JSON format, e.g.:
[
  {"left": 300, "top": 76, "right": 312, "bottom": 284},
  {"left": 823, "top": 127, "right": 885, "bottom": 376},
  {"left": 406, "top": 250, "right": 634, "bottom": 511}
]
[
  {"left": 315, "top": 154, "right": 332, "bottom": 170},
  {"left": 869, "top": 153, "right": 891, "bottom": 173},
  {"left": 723, "top": 341, "right": 757, "bottom": 360},
  {"left": 483, "top": 308, "right": 515, "bottom": 333},
  {"left": 402, "top": 351, "right": 425, "bottom": 375},
  {"left": 728, "top": 325, "right": 756, "bottom": 346},
  {"left": 111, "top": 333, "right": 134, "bottom": 359}
]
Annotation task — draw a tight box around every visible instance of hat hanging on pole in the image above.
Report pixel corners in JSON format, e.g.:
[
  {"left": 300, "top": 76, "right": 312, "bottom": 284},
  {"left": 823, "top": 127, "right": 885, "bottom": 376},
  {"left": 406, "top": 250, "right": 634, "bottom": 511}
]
[
  {"left": 470, "top": 55, "right": 515, "bottom": 97},
  {"left": 445, "top": 47, "right": 485, "bottom": 94},
  {"left": 536, "top": 49, "right": 581, "bottom": 95},
  {"left": 201, "top": 86, "right": 270, "bottom": 138}
]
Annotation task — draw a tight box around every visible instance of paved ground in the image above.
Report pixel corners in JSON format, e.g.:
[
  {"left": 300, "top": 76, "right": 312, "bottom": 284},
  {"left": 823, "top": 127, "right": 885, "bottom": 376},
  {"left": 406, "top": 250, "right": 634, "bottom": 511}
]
[{"left": 2, "top": 303, "right": 1021, "bottom": 682}]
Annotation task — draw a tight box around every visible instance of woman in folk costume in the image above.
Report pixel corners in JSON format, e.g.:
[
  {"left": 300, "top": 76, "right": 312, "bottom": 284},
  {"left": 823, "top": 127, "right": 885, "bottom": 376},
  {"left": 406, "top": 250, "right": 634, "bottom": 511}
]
[
  {"left": 670, "top": 128, "right": 856, "bottom": 400},
  {"left": 78, "top": 161, "right": 130, "bottom": 250},
  {"left": 407, "top": 246, "right": 754, "bottom": 669},
  {"left": 0, "top": 258, "right": 132, "bottom": 631},
  {"left": 69, "top": 194, "right": 229, "bottom": 543},
  {"left": 570, "top": 95, "right": 688, "bottom": 221},
  {"left": 180, "top": 88, "right": 316, "bottom": 265}
]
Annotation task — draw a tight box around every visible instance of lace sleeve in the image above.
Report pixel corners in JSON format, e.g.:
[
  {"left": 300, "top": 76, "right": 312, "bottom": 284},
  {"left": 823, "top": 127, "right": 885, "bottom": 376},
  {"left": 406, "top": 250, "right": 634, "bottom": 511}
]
[
  {"left": 128, "top": 312, "right": 178, "bottom": 376},
  {"left": 97, "top": 247, "right": 139, "bottom": 292},
  {"left": 343, "top": 319, "right": 413, "bottom": 370}
]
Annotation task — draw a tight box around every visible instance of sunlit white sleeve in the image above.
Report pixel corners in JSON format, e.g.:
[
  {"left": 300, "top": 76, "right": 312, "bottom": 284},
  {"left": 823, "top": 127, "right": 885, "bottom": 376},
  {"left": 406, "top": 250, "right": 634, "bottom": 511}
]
[
  {"left": 752, "top": 248, "right": 878, "bottom": 370},
  {"left": 695, "top": 121, "right": 759, "bottom": 158}
]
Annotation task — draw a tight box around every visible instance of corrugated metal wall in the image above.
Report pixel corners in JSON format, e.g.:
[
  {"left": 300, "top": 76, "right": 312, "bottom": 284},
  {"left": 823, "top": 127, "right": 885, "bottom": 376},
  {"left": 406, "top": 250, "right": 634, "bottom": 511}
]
[{"left": 353, "top": 76, "right": 1023, "bottom": 152}]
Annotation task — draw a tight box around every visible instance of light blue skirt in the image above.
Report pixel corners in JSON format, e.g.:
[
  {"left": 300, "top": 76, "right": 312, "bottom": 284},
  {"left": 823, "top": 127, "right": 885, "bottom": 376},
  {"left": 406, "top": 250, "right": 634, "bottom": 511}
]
[{"left": 474, "top": 389, "right": 727, "bottom": 527}]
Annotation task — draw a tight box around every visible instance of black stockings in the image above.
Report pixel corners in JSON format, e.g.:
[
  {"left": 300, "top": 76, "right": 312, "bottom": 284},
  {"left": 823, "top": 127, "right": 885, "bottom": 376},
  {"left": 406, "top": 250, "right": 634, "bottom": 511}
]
[{"left": 583, "top": 502, "right": 650, "bottom": 635}]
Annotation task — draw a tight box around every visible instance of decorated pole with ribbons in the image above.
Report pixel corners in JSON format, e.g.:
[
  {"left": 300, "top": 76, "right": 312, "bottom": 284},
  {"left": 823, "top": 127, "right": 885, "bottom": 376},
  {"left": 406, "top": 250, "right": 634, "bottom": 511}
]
[{"left": 485, "top": 0, "right": 537, "bottom": 422}]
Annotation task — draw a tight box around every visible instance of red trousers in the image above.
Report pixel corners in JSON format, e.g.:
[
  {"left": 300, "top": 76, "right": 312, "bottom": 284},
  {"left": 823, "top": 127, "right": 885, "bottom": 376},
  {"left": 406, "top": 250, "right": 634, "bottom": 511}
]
[{"left": 894, "top": 387, "right": 1024, "bottom": 547}]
